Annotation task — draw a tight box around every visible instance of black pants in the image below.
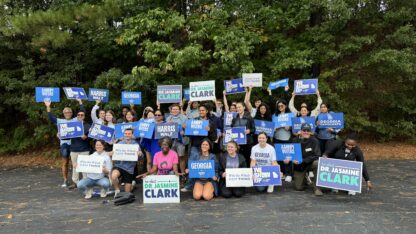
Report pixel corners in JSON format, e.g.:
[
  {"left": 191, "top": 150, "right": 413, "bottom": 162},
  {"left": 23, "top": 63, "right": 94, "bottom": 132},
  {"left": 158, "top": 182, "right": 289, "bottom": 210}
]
[
  {"left": 220, "top": 184, "right": 245, "bottom": 198},
  {"left": 239, "top": 144, "right": 252, "bottom": 166}
]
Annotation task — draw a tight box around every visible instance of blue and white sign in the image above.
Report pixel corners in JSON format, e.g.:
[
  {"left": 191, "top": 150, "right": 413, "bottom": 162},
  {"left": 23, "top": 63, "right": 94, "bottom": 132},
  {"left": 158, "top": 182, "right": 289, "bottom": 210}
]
[
  {"left": 88, "top": 88, "right": 109, "bottom": 103},
  {"left": 35, "top": 87, "right": 60, "bottom": 102},
  {"left": 254, "top": 120, "right": 275, "bottom": 137},
  {"left": 58, "top": 121, "right": 84, "bottom": 139},
  {"left": 316, "top": 158, "right": 363, "bottom": 193},
  {"left": 184, "top": 88, "right": 190, "bottom": 101},
  {"left": 114, "top": 122, "right": 140, "bottom": 140},
  {"left": 223, "top": 112, "right": 238, "bottom": 128},
  {"left": 137, "top": 120, "right": 155, "bottom": 139},
  {"left": 292, "top": 116, "right": 316, "bottom": 133},
  {"left": 121, "top": 91, "right": 142, "bottom": 105},
  {"left": 188, "top": 160, "right": 215, "bottom": 179},
  {"left": 154, "top": 122, "right": 179, "bottom": 139},
  {"left": 272, "top": 113, "right": 295, "bottom": 128},
  {"left": 275, "top": 143, "right": 302, "bottom": 163},
  {"left": 63, "top": 87, "right": 88, "bottom": 100},
  {"left": 294, "top": 79, "right": 318, "bottom": 95},
  {"left": 268, "top": 78, "right": 289, "bottom": 90},
  {"left": 224, "top": 79, "right": 245, "bottom": 94},
  {"left": 184, "top": 120, "right": 209, "bottom": 136},
  {"left": 252, "top": 166, "right": 282, "bottom": 186},
  {"left": 318, "top": 112, "right": 344, "bottom": 129},
  {"left": 157, "top": 85, "right": 182, "bottom": 104},
  {"left": 223, "top": 127, "right": 246, "bottom": 145},
  {"left": 88, "top": 123, "right": 115, "bottom": 143}
]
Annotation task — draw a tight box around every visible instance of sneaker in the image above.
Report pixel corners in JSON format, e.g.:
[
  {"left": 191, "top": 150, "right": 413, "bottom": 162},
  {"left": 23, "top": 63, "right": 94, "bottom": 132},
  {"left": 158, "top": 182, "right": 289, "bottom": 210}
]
[
  {"left": 348, "top": 191, "right": 356, "bottom": 196},
  {"left": 314, "top": 188, "right": 323, "bottom": 196},
  {"left": 305, "top": 174, "right": 312, "bottom": 185},
  {"left": 114, "top": 189, "right": 120, "bottom": 198},
  {"left": 85, "top": 188, "right": 93, "bottom": 199},
  {"left": 308, "top": 171, "right": 314, "bottom": 178},
  {"left": 67, "top": 183, "right": 77, "bottom": 190},
  {"left": 100, "top": 188, "right": 107, "bottom": 198},
  {"left": 267, "top": 185, "right": 274, "bottom": 193},
  {"left": 331, "top": 189, "right": 339, "bottom": 194},
  {"left": 61, "top": 180, "right": 69, "bottom": 188},
  {"left": 180, "top": 187, "right": 191, "bottom": 192},
  {"left": 285, "top": 176, "right": 292, "bottom": 183},
  {"left": 132, "top": 180, "right": 136, "bottom": 188}
]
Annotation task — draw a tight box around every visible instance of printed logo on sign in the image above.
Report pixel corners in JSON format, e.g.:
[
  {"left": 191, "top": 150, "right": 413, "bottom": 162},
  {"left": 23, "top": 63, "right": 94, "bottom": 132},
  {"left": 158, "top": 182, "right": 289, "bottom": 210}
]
[{"left": 42, "top": 88, "right": 54, "bottom": 97}]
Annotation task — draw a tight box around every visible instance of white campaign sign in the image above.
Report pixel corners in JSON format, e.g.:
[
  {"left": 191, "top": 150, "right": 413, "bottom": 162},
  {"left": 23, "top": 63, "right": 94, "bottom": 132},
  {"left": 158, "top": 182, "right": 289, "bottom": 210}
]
[
  {"left": 242, "top": 73, "right": 263, "bottom": 87},
  {"left": 76, "top": 155, "right": 104, "bottom": 173},
  {"left": 143, "top": 175, "right": 180, "bottom": 204},
  {"left": 189, "top": 80, "right": 216, "bottom": 101},
  {"left": 225, "top": 168, "right": 253, "bottom": 187},
  {"left": 112, "top": 144, "right": 139, "bottom": 161}
]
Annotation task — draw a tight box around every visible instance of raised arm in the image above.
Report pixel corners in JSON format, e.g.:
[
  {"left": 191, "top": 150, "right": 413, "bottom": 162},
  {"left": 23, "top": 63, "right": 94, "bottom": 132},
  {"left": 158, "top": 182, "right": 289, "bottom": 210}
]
[
  {"left": 288, "top": 93, "right": 298, "bottom": 115},
  {"left": 244, "top": 87, "right": 254, "bottom": 112},
  {"left": 311, "top": 90, "right": 322, "bottom": 116},
  {"left": 91, "top": 100, "right": 100, "bottom": 123},
  {"left": 223, "top": 90, "right": 230, "bottom": 113},
  {"left": 45, "top": 101, "right": 57, "bottom": 124}
]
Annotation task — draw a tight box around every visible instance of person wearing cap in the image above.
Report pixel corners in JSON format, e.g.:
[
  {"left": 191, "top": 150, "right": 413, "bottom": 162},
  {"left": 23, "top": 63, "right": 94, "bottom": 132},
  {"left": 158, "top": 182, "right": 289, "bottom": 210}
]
[{"left": 292, "top": 123, "right": 323, "bottom": 196}]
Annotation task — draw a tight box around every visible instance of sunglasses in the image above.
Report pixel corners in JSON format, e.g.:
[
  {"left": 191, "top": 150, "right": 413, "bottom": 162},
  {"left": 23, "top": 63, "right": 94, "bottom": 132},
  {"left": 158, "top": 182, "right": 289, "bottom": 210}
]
[{"left": 155, "top": 114, "right": 162, "bottom": 116}]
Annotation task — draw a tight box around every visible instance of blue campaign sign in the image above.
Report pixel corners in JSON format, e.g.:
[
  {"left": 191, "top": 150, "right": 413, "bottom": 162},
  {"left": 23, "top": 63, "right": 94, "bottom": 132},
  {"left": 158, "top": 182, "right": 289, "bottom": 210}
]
[
  {"left": 275, "top": 143, "right": 303, "bottom": 163},
  {"left": 188, "top": 160, "right": 215, "bottom": 179},
  {"left": 35, "top": 87, "right": 60, "bottom": 102},
  {"left": 58, "top": 121, "right": 84, "bottom": 139},
  {"left": 88, "top": 123, "right": 115, "bottom": 143},
  {"left": 137, "top": 120, "right": 155, "bottom": 139},
  {"left": 253, "top": 166, "right": 282, "bottom": 186},
  {"left": 121, "top": 91, "right": 142, "bottom": 105},
  {"left": 157, "top": 85, "right": 182, "bottom": 104},
  {"left": 316, "top": 158, "right": 363, "bottom": 193},
  {"left": 254, "top": 119, "right": 275, "bottom": 137},
  {"left": 223, "top": 127, "right": 246, "bottom": 145},
  {"left": 224, "top": 79, "right": 245, "bottom": 94},
  {"left": 63, "top": 87, "right": 88, "bottom": 100},
  {"left": 294, "top": 79, "right": 318, "bottom": 95},
  {"left": 88, "top": 88, "right": 109, "bottom": 103},
  {"left": 318, "top": 112, "right": 344, "bottom": 129},
  {"left": 291, "top": 116, "right": 316, "bottom": 133},
  {"left": 268, "top": 78, "right": 289, "bottom": 90},
  {"left": 114, "top": 122, "right": 140, "bottom": 140},
  {"left": 184, "top": 120, "right": 209, "bottom": 136},
  {"left": 184, "top": 89, "right": 190, "bottom": 101},
  {"left": 272, "top": 113, "right": 295, "bottom": 128},
  {"left": 154, "top": 122, "right": 179, "bottom": 139},
  {"left": 223, "top": 112, "right": 238, "bottom": 128}
]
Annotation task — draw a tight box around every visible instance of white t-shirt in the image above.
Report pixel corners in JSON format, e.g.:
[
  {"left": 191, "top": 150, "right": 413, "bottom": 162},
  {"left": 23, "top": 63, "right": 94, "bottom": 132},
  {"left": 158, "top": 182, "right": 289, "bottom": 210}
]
[
  {"left": 86, "top": 151, "right": 113, "bottom": 180},
  {"left": 250, "top": 144, "right": 277, "bottom": 166}
]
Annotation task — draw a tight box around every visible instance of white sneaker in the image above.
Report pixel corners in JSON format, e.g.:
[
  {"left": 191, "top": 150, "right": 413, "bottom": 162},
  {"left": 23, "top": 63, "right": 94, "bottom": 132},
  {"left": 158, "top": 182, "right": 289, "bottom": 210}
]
[
  {"left": 285, "top": 176, "right": 292, "bottom": 183},
  {"left": 348, "top": 191, "right": 356, "bottom": 196},
  {"left": 267, "top": 185, "right": 274, "bottom": 193},
  {"left": 132, "top": 180, "right": 136, "bottom": 188},
  {"left": 309, "top": 171, "right": 314, "bottom": 178},
  {"left": 180, "top": 187, "right": 191, "bottom": 192},
  {"left": 114, "top": 189, "right": 120, "bottom": 198},
  {"left": 84, "top": 188, "right": 93, "bottom": 199},
  {"left": 305, "top": 174, "right": 312, "bottom": 185},
  {"left": 61, "top": 180, "right": 68, "bottom": 188},
  {"left": 332, "top": 189, "right": 339, "bottom": 193},
  {"left": 100, "top": 188, "right": 107, "bottom": 198}
]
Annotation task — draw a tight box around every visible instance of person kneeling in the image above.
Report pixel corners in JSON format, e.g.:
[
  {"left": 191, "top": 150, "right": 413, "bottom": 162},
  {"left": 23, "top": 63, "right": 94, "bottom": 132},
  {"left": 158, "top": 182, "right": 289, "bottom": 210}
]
[{"left": 77, "top": 140, "right": 112, "bottom": 199}]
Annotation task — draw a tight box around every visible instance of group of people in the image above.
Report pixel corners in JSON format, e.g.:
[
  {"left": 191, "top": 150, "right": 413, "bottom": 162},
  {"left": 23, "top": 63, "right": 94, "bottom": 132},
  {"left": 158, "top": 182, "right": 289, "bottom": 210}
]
[{"left": 44, "top": 85, "right": 373, "bottom": 201}]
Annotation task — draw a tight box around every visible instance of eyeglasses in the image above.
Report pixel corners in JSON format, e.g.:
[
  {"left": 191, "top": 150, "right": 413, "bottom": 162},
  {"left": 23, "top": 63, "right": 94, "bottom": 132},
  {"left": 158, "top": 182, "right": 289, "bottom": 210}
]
[
  {"left": 278, "top": 105, "right": 284, "bottom": 108},
  {"left": 301, "top": 129, "right": 311, "bottom": 132},
  {"left": 64, "top": 112, "right": 72, "bottom": 114},
  {"left": 77, "top": 114, "right": 85, "bottom": 116},
  {"left": 155, "top": 114, "right": 162, "bottom": 116}
]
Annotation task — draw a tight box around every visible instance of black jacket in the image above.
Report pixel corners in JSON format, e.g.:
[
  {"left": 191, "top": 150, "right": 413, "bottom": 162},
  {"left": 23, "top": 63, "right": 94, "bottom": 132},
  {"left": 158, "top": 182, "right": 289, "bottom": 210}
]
[
  {"left": 324, "top": 139, "right": 370, "bottom": 181},
  {"left": 231, "top": 112, "right": 255, "bottom": 144},
  {"left": 292, "top": 136, "right": 321, "bottom": 171},
  {"left": 218, "top": 153, "right": 247, "bottom": 186}
]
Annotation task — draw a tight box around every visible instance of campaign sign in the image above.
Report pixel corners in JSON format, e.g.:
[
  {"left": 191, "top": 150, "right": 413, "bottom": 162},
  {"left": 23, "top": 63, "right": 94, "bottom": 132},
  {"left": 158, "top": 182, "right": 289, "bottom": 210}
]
[
  {"left": 316, "top": 158, "right": 363, "bottom": 193},
  {"left": 189, "top": 80, "right": 216, "bottom": 101},
  {"left": 268, "top": 78, "right": 289, "bottom": 90},
  {"left": 88, "top": 123, "right": 115, "bottom": 143},
  {"left": 112, "top": 144, "right": 139, "bottom": 161},
  {"left": 225, "top": 168, "right": 253, "bottom": 187},
  {"left": 294, "top": 79, "right": 318, "bottom": 95},
  {"left": 242, "top": 73, "right": 263, "bottom": 87},
  {"left": 188, "top": 160, "right": 215, "bottom": 179},
  {"left": 223, "top": 112, "right": 238, "bottom": 128},
  {"left": 254, "top": 120, "right": 275, "bottom": 137},
  {"left": 291, "top": 116, "right": 316, "bottom": 134},
  {"left": 157, "top": 85, "right": 182, "bottom": 103},
  {"left": 143, "top": 175, "right": 180, "bottom": 203},
  {"left": 35, "top": 87, "right": 60, "bottom": 102},
  {"left": 63, "top": 87, "right": 88, "bottom": 100},
  {"left": 88, "top": 88, "right": 109, "bottom": 103},
  {"left": 223, "top": 127, "right": 246, "bottom": 145},
  {"left": 114, "top": 122, "right": 140, "bottom": 140},
  {"left": 224, "top": 79, "right": 245, "bottom": 94},
  {"left": 137, "top": 120, "right": 155, "bottom": 139},
  {"left": 272, "top": 113, "right": 295, "bottom": 128},
  {"left": 154, "top": 122, "right": 179, "bottom": 139},
  {"left": 318, "top": 112, "right": 344, "bottom": 129},
  {"left": 121, "top": 91, "right": 142, "bottom": 105},
  {"left": 58, "top": 121, "right": 84, "bottom": 139},
  {"left": 275, "top": 143, "right": 303, "bottom": 163},
  {"left": 76, "top": 155, "right": 104, "bottom": 174},
  {"left": 252, "top": 166, "right": 282, "bottom": 186},
  {"left": 184, "top": 88, "right": 190, "bottom": 101},
  {"left": 184, "top": 120, "right": 208, "bottom": 136}
]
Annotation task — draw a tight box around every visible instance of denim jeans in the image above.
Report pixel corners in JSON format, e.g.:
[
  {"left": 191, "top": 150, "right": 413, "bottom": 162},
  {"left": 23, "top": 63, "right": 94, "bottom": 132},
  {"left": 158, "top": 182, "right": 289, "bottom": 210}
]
[{"left": 77, "top": 177, "right": 110, "bottom": 193}]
